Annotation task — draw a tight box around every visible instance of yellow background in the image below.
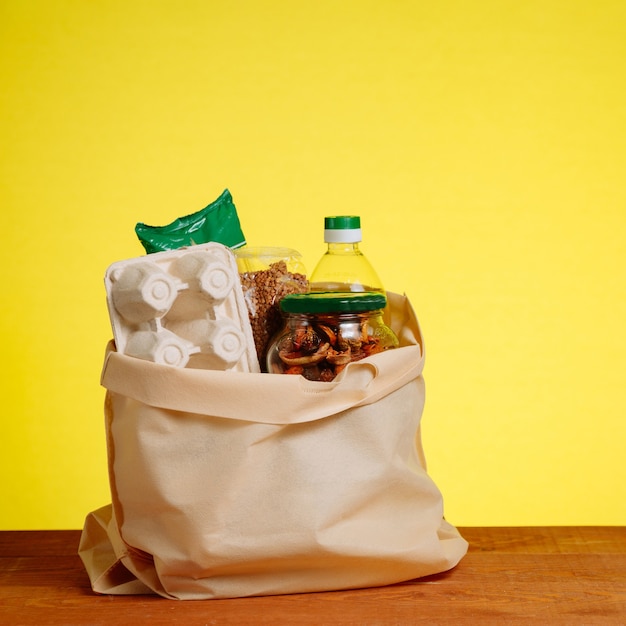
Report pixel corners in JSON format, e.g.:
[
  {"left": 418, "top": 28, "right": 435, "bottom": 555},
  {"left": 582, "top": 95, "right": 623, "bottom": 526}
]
[{"left": 1, "top": 1, "right": 624, "bottom": 529}]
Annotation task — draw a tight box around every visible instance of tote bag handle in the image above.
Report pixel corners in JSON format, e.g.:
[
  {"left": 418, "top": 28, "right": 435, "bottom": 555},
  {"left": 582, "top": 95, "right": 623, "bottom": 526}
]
[{"left": 101, "top": 342, "right": 423, "bottom": 425}]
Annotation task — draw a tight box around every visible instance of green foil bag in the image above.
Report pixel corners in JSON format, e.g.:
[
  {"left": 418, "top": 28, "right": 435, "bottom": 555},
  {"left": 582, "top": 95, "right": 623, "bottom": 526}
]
[{"left": 135, "top": 189, "right": 246, "bottom": 253}]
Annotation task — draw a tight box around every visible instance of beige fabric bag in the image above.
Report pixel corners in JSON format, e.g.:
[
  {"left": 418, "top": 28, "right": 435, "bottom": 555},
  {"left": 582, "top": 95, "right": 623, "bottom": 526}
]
[{"left": 79, "top": 292, "right": 468, "bottom": 600}]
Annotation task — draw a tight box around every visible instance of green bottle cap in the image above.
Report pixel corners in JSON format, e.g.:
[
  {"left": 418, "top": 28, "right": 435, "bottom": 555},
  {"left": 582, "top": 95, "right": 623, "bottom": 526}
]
[{"left": 324, "top": 216, "right": 362, "bottom": 243}]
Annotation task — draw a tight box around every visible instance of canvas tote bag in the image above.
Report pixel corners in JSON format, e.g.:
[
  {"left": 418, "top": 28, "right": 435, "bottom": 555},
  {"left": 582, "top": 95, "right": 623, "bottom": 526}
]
[{"left": 79, "top": 292, "right": 468, "bottom": 599}]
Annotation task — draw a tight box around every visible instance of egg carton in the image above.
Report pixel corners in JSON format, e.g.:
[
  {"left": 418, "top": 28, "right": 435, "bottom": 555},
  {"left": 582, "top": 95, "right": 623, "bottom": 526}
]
[{"left": 105, "top": 242, "right": 260, "bottom": 372}]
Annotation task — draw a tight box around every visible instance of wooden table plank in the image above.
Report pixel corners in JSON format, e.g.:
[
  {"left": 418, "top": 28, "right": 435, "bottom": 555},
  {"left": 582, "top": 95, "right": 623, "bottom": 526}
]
[
  {"left": 460, "top": 526, "right": 626, "bottom": 554},
  {"left": 1, "top": 528, "right": 625, "bottom": 625}
]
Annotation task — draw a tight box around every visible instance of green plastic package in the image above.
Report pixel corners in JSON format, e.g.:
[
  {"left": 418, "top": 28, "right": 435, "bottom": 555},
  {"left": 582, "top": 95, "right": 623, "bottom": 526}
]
[{"left": 135, "top": 189, "right": 246, "bottom": 254}]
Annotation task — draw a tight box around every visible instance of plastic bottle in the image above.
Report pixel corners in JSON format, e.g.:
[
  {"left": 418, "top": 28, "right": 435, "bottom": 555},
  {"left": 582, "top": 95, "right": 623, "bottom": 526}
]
[{"left": 309, "top": 216, "right": 384, "bottom": 293}]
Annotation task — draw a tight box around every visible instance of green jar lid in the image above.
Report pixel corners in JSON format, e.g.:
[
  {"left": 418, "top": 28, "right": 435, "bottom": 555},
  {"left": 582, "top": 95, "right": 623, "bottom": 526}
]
[{"left": 280, "top": 291, "right": 387, "bottom": 314}]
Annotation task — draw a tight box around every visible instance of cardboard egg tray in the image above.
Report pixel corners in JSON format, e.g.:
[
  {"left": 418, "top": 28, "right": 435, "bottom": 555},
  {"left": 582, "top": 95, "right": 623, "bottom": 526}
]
[{"left": 105, "top": 242, "right": 260, "bottom": 372}]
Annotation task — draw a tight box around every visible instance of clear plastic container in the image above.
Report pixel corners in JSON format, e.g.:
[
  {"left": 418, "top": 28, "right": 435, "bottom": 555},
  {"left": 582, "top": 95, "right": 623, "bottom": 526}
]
[
  {"left": 266, "top": 291, "right": 398, "bottom": 381},
  {"left": 234, "top": 247, "right": 308, "bottom": 370},
  {"left": 309, "top": 215, "right": 384, "bottom": 293}
]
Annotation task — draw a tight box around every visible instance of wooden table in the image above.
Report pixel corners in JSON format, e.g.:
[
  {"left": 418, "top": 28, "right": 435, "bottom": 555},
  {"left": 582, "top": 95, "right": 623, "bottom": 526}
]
[{"left": 1, "top": 527, "right": 625, "bottom": 625}]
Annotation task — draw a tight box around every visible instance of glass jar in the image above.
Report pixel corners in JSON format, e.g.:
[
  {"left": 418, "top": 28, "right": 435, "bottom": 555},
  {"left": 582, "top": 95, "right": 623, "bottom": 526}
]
[{"left": 266, "top": 292, "right": 399, "bottom": 381}]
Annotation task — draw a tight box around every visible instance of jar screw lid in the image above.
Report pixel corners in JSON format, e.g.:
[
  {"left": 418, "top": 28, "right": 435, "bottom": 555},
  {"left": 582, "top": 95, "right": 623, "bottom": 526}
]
[{"left": 280, "top": 291, "right": 387, "bottom": 314}]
